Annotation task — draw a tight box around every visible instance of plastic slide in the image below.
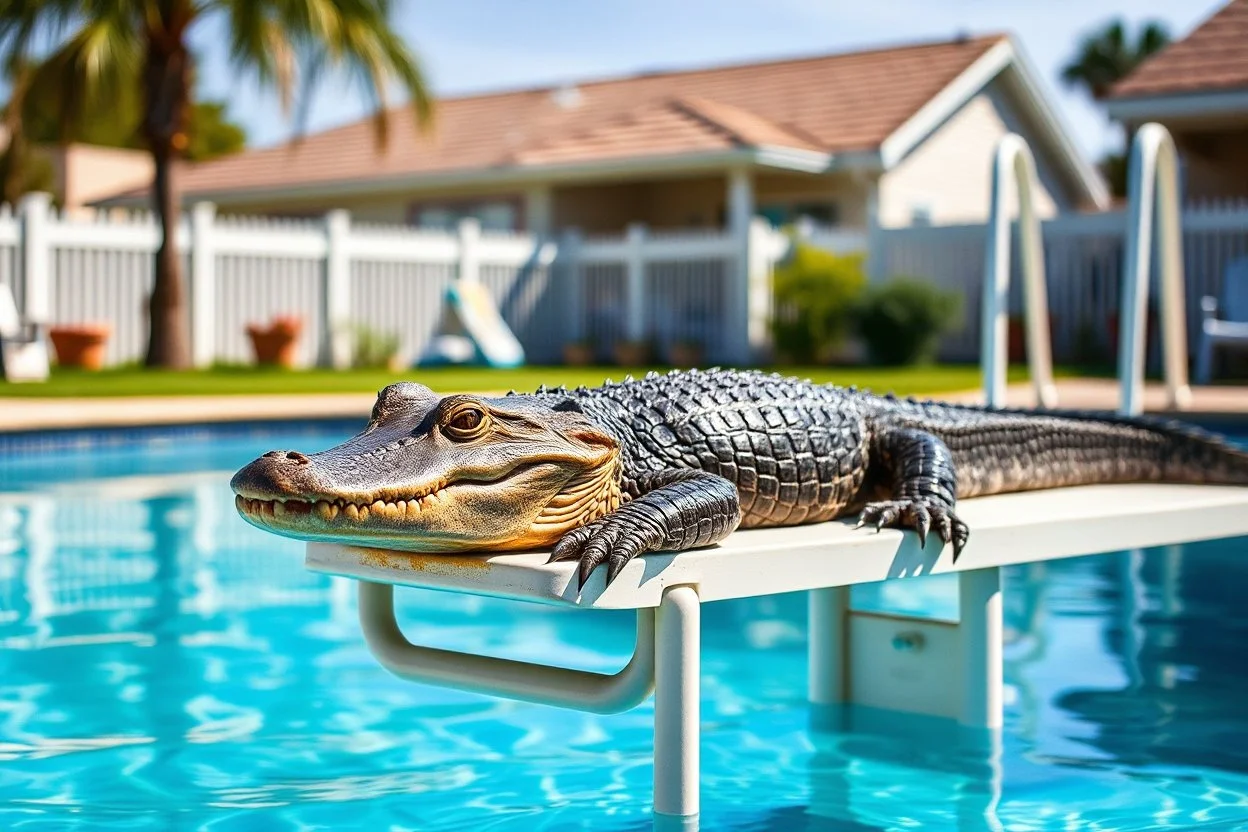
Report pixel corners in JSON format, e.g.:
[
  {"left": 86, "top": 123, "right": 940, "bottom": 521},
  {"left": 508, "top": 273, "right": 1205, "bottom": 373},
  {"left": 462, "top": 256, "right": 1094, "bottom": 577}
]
[{"left": 418, "top": 281, "right": 526, "bottom": 368}]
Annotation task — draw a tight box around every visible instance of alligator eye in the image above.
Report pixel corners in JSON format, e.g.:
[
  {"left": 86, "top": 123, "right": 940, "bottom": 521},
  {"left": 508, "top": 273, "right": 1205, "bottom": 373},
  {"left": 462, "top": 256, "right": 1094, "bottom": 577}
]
[{"left": 444, "top": 407, "right": 487, "bottom": 439}]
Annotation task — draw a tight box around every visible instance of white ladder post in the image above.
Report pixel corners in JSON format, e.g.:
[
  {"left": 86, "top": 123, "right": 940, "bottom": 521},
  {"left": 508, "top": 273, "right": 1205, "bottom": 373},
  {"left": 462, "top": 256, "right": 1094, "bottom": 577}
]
[
  {"left": 1119, "top": 122, "right": 1191, "bottom": 416},
  {"left": 982, "top": 133, "right": 1057, "bottom": 410}
]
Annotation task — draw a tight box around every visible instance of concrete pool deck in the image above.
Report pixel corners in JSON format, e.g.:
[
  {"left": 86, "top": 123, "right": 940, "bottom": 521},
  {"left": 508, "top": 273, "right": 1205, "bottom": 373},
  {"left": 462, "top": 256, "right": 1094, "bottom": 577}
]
[{"left": 1, "top": 379, "right": 1247, "bottom": 433}]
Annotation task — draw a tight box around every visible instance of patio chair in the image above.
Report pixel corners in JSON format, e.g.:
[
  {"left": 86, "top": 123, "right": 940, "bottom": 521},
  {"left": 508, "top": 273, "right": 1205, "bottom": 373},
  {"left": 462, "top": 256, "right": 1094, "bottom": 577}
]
[
  {"left": 0, "top": 282, "right": 50, "bottom": 382},
  {"left": 1196, "top": 257, "right": 1248, "bottom": 384}
]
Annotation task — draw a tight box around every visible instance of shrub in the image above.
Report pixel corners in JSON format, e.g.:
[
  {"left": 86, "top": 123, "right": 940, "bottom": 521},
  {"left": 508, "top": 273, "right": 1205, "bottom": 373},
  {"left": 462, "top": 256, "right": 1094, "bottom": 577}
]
[
  {"left": 770, "top": 243, "right": 866, "bottom": 363},
  {"left": 856, "top": 277, "right": 963, "bottom": 366},
  {"left": 350, "top": 324, "right": 401, "bottom": 369}
]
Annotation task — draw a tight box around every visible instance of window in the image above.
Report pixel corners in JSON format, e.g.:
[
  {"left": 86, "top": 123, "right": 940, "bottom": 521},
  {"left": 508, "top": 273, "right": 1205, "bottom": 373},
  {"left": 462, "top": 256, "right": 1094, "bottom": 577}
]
[
  {"left": 409, "top": 199, "right": 519, "bottom": 231},
  {"left": 909, "top": 203, "right": 934, "bottom": 227},
  {"left": 758, "top": 200, "right": 841, "bottom": 228}
]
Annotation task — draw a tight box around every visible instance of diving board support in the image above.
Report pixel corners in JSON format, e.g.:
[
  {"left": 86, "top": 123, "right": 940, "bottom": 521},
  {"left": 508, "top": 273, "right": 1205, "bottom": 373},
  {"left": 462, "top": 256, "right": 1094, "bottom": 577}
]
[
  {"left": 654, "top": 585, "right": 701, "bottom": 821},
  {"left": 357, "top": 580, "right": 656, "bottom": 714},
  {"left": 1119, "top": 122, "right": 1191, "bottom": 416},
  {"left": 807, "top": 568, "right": 1003, "bottom": 728}
]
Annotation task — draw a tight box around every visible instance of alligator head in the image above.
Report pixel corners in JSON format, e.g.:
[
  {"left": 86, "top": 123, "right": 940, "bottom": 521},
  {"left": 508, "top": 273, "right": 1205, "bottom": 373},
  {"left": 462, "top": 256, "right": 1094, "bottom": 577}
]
[{"left": 231, "top": 382, "right": 622, "bottom": 551}]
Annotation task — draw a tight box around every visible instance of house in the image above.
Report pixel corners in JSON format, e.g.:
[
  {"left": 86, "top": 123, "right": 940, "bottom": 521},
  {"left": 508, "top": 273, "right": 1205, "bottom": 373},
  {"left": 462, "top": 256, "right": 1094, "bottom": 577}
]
[
  {"left": 100, "top": 33, "right": 1106, "bottom": 237},
  {"left": 1107, "top": 0, "right": 1248, "bottom": 200},
  {"left": 0, "top": 128, "right": 152, "bottom": 216}
]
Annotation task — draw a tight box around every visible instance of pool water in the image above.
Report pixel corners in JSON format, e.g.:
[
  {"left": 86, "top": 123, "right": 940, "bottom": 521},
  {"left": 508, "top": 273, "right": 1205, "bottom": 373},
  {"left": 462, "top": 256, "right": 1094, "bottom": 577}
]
[{"left": 2, "top": 428, "right": 1247, "bottom": 831}]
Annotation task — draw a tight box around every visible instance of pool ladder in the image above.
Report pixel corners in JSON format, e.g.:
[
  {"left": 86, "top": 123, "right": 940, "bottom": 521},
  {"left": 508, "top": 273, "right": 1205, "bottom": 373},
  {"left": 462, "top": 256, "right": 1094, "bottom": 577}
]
[{"left": 981, "top": 123, "right": 1192, "bottom": 416}]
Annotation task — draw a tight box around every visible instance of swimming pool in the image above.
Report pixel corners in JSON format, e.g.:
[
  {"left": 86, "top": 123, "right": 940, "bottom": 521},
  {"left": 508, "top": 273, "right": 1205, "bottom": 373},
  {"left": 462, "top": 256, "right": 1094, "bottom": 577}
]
[{"left": 2, "top": 425, "right": 1247, "bottom": 830}]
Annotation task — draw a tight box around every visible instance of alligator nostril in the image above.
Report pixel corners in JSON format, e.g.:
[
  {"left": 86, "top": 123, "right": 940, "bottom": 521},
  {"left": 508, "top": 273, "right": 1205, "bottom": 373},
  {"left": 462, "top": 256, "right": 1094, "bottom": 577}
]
[
  {"left": 263, "top": 451, "right": 283, "bottom": 459},
  {"left": 286, "top": 451, "right": 311, "bottom": 465}
]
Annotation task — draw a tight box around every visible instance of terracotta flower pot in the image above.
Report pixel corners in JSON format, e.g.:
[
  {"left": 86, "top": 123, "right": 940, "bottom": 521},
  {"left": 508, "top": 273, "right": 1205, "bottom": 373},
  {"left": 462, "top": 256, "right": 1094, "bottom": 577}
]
[
  {"left": 246, "top": 316, "right": 303, "bottom": 368},
  {"left": 49, "top": 324, "right": 111, "bottom": 371},
  {"left": 668, "top": 342, "right": 704, "bottom": 368},
  {"left": 562, "top": 342, "right": 595, "bottom": 366},
  {"left": 613, "top": 340, "right": 650, "bottom": 367}
]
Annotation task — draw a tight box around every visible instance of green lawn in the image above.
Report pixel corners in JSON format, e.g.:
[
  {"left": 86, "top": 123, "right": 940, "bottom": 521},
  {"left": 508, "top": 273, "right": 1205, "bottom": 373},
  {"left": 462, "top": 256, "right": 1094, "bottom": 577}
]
[{"left": 0, "top": 363, "right": 1049, "bottom": 398}]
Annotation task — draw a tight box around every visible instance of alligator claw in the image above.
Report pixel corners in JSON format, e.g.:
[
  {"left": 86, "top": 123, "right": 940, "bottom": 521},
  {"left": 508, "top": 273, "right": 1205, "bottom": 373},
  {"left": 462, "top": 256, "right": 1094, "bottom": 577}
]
[
  {"left": 855, "top": 499, "right": 968, "bottom": 558},
  {"left": 551, "top": 515, "right": 650, "bottom": 591}
]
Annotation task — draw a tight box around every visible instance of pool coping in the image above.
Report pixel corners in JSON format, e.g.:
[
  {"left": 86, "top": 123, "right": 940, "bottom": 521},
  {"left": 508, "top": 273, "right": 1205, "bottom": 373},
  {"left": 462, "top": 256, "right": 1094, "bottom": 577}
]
[{"left": 1, "top": 380, "right": 1245, "bottom": 438}]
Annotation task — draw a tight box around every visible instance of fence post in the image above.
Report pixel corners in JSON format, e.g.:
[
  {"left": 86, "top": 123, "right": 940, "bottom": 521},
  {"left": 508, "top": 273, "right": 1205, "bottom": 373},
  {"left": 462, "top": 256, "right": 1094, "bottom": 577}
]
[
  {"left": 560, "top": 227, "right": 584, "bottom": 343},
  {"left": 625, "top": 223, "right": 646, "bottom": 343},
  {"left": 19, "top": 192, "right": 52, "bottom": 322},
  {"left": 320, "top": 209, "right": 352, "bottom": 369},
  {"left": 458, "top": 217, "right": 481, "bottom": 284},
  {"left": 189, "top": 202, "right": 217, "bottom": 367},
  {"left": 747, "top": 217, "right": 774, "bottom": 361}
]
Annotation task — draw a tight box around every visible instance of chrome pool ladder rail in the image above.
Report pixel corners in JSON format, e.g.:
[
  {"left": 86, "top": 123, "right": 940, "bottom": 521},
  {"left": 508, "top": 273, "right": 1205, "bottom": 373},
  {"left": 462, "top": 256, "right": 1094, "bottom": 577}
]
[{"left": 981, "top": 133, "right": 1057, "bottom": 409}]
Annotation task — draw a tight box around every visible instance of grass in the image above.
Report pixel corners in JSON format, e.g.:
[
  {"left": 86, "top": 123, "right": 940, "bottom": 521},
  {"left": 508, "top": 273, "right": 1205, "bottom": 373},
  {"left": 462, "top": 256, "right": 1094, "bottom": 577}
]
[{"left": 0, "top": 363, "right": 1052, "bottom": 399}]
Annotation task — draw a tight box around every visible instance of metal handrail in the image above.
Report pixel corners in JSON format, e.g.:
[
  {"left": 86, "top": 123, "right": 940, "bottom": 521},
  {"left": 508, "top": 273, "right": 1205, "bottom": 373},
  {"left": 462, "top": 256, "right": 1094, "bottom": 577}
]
[
  {"left": 358, "top": 580, "right": 656, "bottom": 714},
  {"left": 1118, "top": 123, "right": 1192, "bottom": 416},
  {"left": 981, "top": 134, "right": 1057, "bottom": 409}
]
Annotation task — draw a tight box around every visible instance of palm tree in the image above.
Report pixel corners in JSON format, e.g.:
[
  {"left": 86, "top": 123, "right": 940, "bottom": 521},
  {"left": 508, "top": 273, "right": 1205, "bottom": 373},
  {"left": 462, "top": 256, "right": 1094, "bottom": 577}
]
[
  {"left": 0, "top": 0, "right": 432, "bottom": 369},
  {"left": 1061, "top": 19, "right": 1171, "bottom": 197},
  {"left": 1061, "top": 19, "right": 1171, "bottom": 101}
]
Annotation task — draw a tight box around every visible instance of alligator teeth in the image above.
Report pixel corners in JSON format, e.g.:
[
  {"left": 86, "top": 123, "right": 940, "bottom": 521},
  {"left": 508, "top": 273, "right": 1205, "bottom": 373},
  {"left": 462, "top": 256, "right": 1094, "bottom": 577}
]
[{"left": 344, "top": 504, "right": 360, "bottom": 521}]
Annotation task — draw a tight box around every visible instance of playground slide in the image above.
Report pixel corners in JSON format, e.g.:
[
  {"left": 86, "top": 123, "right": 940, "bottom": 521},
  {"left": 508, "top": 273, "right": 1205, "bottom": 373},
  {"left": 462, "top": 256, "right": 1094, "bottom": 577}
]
[{"left": 418, "top": 282, "right": 526, "bottom": 368}]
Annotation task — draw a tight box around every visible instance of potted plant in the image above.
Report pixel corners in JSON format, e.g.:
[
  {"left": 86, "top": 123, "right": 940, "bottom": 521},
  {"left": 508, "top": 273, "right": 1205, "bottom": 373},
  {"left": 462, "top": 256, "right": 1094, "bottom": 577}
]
[
  {"left": 48, "top": 323, "right": 111, "bottom": 370},
  {"left": 612, "top": 338, "right": 651, "bottom": 367},
  {"left": 668, "top": 338, "right": 704, "bottom": 368},
  {"left": 350, "top": 324, "right": 404, "bottom": 371},
  {"left": 562, "top": 339, "right": 595, "bottom": 367},
  {"left": 246, "top": 315, "right": 303, "bottom": 368}
]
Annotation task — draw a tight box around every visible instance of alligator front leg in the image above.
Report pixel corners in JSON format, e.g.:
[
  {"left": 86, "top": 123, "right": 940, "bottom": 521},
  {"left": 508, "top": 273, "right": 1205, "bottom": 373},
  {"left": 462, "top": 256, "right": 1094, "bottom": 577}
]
[
  {"left": 859, "top": 426, "right": 970, "bottom": 560},
  {"left": 548, "top": 469, "right": 742, "bottom": 588}
]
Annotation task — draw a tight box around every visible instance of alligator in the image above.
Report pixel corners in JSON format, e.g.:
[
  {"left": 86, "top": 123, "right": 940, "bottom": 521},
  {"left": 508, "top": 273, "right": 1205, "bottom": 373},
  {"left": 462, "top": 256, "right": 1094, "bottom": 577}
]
[{"left": 232, "top": 368, "right": 1248, "bottom": 588}]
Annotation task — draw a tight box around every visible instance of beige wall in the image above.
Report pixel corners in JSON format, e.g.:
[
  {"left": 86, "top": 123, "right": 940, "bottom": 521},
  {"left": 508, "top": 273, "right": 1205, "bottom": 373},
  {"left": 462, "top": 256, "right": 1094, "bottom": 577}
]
[
  {"left": 877, "top": 83, "right": 1067, "bottom": 228},
  {"left": 52, "top": 145, "right": 153, "bottom": 215}
]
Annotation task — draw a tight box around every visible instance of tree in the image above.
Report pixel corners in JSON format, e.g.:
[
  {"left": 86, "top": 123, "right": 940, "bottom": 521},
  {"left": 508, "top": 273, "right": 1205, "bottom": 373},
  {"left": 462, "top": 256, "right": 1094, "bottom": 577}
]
[
  {"left": 0, "top": 1, "right": 432, "bottom": 369},
  {"left": 1061, "top": 19, "right": 1171, "bottom": 101},
  {"left": 16, "top": 57, "right": 246, "bottom": 161},
  {"left": 2, "top": 62, "right": 247, "bottom": 206},
  {"left": 1061, "top": 19, "right": 1171, "bottom": 197}
]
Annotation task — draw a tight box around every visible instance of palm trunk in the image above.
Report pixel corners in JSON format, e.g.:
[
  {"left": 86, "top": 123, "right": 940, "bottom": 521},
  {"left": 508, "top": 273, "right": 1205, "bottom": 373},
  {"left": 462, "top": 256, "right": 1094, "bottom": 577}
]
[
  {"left": 1, "top": 67, "right": 31, "bottom": 207},
  {"left": 146, "top": 139, "right": 190, "bottom": 367},
  {"left": 142, "top": 28, "right": 192, "bottom": 369}
]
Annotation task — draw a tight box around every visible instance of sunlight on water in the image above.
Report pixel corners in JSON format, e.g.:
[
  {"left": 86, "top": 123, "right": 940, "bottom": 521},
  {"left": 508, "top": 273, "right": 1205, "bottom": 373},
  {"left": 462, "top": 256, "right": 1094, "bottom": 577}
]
[{"left": 1, "top": 429, "right": 1247, "bottom": 830}]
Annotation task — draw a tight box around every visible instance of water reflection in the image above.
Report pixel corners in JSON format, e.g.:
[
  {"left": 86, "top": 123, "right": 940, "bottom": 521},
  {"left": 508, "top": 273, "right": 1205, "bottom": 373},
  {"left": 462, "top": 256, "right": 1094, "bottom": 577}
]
[{"left": 0, "top": 456, "right": 1246, "bottom": 830}]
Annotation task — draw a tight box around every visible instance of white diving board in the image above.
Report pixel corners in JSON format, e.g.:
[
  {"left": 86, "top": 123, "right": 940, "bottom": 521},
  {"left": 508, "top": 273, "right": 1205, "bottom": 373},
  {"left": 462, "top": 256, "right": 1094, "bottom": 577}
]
[
  {"left": 308, "top": 483, "right": 1248, "bottom": 609},
  {"left": 306, "top": 482, "right": 1248, "bottom": 824}
]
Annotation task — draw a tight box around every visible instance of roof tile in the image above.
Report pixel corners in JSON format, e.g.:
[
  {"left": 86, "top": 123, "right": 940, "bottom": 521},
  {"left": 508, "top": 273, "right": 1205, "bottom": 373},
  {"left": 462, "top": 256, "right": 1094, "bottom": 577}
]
[
  {"left": 167, "top": 34, "right": 1006, "bottom": 198},
  {"left": 1112, "top": 0, "right": 1248, "bottom": 98}
]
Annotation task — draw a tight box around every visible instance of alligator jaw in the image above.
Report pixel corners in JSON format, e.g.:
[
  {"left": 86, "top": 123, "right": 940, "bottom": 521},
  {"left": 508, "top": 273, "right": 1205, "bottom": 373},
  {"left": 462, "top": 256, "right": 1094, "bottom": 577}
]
[{"left": 232, "top": 462, "right": 579, "bottom": 551}]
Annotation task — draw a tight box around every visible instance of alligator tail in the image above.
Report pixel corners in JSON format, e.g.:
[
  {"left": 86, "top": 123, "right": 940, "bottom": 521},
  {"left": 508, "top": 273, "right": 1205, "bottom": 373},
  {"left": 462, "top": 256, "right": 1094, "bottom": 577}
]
[{"left": 872, "top": 397, "right": 1248, "bottom": 495}]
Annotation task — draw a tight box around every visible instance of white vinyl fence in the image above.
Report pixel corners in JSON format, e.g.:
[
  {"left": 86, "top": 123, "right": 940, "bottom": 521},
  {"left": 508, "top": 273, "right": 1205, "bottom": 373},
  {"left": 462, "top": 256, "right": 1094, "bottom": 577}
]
[
  {"left": 6, "top": 189, "right": 1246, "bottom": 372},
  {"left": 875, "top": 200, "right": 1248, "bottom": 363},
  {"left": 0, "top": 194, "right": 774, "bottom": 368}
]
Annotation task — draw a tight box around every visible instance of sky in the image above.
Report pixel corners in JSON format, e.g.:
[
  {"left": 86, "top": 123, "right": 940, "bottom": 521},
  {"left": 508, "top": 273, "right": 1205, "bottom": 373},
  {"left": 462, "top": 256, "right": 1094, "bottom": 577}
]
[{"left": 190, "top": 0, "right": 1225, "bottom": 161}]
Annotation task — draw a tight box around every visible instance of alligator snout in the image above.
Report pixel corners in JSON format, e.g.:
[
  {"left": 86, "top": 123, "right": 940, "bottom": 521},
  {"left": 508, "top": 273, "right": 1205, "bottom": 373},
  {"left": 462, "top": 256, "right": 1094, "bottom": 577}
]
[
  {"left": 264, "top": 450, "right": 311, "bottom": 464},
  {"left": 231, "top": 449, "right": 321, "bottom": 498}
]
